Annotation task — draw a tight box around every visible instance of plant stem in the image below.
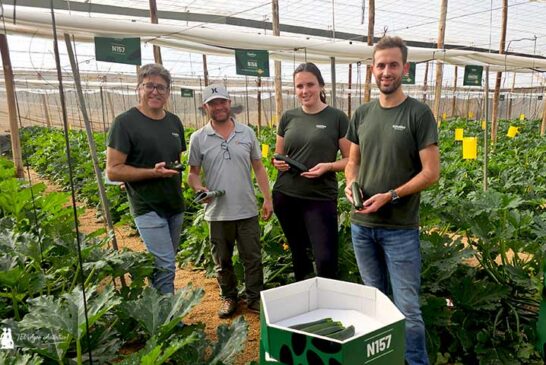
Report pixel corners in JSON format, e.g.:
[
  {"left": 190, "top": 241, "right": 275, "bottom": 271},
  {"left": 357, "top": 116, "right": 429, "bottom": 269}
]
[
  {"left": 69, "top": 265, "right": 80, "bottom": 292},
  {"left": 12, "top": 290, "right": 20, "bottom": 321},
  {"left": 76, "top": 337, "right": 82, "bottom": 365},
  {"left": 84, "top": 267, "right": 96, "bottom": 287}
]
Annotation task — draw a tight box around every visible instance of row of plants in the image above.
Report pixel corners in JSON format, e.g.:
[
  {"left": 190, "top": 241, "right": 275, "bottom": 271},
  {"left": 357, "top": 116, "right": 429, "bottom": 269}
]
[
  {"left": 16, "top": 118, "right": 546, "bottom": 364},
  {"left": 0, "top": 157, "right": 248, "bottom": 364},
  {"left": 421, "top": 118, "right": 545, "bottom": 364}
]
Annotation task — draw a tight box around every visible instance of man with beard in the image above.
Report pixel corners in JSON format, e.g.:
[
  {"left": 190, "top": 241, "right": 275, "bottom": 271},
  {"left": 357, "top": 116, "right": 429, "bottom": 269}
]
[
  {"left": 344, "top": 36, "right": 440, "bottom": 365},
  {"left": 188, "top": 84, "right": 273, "bottom": 318}
]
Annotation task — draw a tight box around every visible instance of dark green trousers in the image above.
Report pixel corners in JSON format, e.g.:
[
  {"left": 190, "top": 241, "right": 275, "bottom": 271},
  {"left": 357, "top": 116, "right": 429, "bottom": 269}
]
[{"left": 209, "top": 215, "right": 263, "bottom": 302}]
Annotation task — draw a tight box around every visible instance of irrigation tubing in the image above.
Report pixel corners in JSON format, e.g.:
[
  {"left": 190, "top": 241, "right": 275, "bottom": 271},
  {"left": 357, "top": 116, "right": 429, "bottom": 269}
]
[{"left": 49, "top": 2, "right": 93, "bottom": 363}]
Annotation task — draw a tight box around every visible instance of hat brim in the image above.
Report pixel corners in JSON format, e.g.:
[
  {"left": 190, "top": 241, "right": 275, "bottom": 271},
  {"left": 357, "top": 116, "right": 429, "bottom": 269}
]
[{"left": 203, "top": 95, "right": 230, "bottom": 104}]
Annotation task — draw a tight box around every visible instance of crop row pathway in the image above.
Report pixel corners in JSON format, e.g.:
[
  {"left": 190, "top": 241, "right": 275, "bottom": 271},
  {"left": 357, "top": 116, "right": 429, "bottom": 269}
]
[{"left": 26, "top": 169, "right": 260, "bottom": 365}]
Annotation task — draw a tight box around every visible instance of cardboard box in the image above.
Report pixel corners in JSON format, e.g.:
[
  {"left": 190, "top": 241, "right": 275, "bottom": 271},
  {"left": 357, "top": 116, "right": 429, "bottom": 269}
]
[
  {"left": 260, "top": 277, "right": 405, "bottom": 365},
  {"left": 260, "top": 340, "right": 279, "bottom": 364}
]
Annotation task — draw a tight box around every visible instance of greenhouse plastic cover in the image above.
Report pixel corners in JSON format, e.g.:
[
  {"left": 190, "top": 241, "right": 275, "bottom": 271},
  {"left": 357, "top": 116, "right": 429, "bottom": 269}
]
[{"left": 2, "top": 5, "right": 546, "bottom": 73}]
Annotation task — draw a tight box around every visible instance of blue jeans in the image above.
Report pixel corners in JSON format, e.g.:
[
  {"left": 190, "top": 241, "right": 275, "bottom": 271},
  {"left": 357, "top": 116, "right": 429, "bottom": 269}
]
[
  {"left": 351, "top": 224, "right": 429, "bottom": 365},
  {"left": 134, "top": 211, "right": 184, "bottom": 294}
]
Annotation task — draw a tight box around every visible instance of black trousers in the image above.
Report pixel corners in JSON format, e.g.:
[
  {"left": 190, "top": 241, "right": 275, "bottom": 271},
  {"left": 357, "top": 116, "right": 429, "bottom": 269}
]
[{"left": 273, "top": 191, "right": 339, "bottom": 281}]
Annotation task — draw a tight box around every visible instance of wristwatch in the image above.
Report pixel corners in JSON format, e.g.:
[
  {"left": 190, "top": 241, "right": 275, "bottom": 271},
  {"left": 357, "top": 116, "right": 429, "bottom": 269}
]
[{"left": 389, "top": 189, "right": 400, "bottom": 204}]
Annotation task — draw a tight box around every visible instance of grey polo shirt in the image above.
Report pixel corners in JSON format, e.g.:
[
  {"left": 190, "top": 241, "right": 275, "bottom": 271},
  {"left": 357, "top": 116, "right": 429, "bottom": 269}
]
[{"left": 188, "top": 119, "right": 262, "bottom": 221}]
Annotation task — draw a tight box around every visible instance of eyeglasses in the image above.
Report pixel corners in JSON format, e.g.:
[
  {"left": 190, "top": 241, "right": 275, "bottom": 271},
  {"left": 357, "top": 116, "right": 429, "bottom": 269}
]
[
  {"left": 141, "top": 82, "right": 169, "bottom": 95},
  {"left": 221, "top": 142, "right": 231, "bottom": 160}
]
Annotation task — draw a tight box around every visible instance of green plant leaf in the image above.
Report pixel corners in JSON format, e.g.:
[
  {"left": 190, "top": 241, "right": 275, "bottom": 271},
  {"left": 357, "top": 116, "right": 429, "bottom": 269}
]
[
  {"left": 124, "top": 285, "right": 204, "bottom": 338},
  {"left": 0, "top": 351, "right": 43, "bottom": 365},
  {"left": 207, "top": 315, "right": 248, "bottom": 365},
  {"left": 117, "top": 332, "right": 199, "bottom": 365},
  {"left": 17, "top": 285, "right": 120, "bottom": 362}
]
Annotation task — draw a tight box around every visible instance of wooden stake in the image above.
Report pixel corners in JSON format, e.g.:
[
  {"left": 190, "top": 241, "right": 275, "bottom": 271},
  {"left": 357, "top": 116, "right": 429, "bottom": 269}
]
[
  {"left": 0, "top": 34, "right": 24, "bottom": 178},
  {"left": 107, "top": 92, "right": 115, "bottom": 120},
  {"left": 41, "top": 93, "right": 51, "bottom": 127},
  {"left": 202, "top": 55, "right": 209, "bottom": 86},
  {"left": 148, "top": 0, "right": 162, "bottom": 64},
  {"left": 363, "top": 0, "right": 375, "bottom": 103},
  {"left": 331, "top": 57, "right": 337, "bottom": 108},
  {"left": 348, "top": 63, "right": 353, "bottom": 117},
  {"left": 451, "top": 66, "right": 458, "bottom": 116},
  {"left": 257, "top": 77, "right": 262, "bottom": 135},
  {"left": 245, "top": 76, "right": 250, "bottom": 125},
  {"left": 99, "top": 86, "right": 107, "bottom": 132},
  {"left": 491, "top": 0, "right": 507, "bottom": 143},
  {"left": 422, "top": 61, "right": 429, "bottom": 103},
  {"left": 540, "top": 89, "right": 546, "bottom": 137},
  {"left": 433, "top": 0, "right": 448, "bottom": 123},
  {"left": 272, "top": 0, "right": 283, "bottom": 126},
  {"left": 508, "top": 72, "right": 516, "bottom": 119},
  {"left": 483, "top": 66, "right": 489, "bottom": 191}
]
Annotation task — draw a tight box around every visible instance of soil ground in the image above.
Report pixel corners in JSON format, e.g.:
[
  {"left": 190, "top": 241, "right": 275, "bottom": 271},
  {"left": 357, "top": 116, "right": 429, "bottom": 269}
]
[{"left": 25, "top": 170, "right": 260, "bottom": 365}]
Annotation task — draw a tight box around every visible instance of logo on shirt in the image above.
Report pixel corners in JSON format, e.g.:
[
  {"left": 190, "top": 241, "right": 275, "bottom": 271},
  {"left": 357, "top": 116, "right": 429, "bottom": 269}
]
[
  {"left": 392, "top": 125, "right": 406, "bottom": 131},
  {"left": 171, "top": 132, "right": 180, "bottom": 137},
  {"left": 316, "top": 124, "right": 327, "bottom": 129}
]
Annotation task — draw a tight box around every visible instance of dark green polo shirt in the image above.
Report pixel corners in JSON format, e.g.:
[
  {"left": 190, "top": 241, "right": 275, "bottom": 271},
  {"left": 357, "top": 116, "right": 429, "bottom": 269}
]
[
  {"left": 273, "top": 106, "right": 349, "bottom": 200},
  {"left": 346, "top": 97, "right": 438, "bottom": 228}
]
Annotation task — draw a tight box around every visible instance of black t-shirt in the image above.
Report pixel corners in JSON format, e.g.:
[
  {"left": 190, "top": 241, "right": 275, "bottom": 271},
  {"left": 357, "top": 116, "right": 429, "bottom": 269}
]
[
  {"left": 273, "top": 106, "right": 349, "bottom": 200},
  {"left": 107, "top": 107, "right": 186, "bottom": 217}
]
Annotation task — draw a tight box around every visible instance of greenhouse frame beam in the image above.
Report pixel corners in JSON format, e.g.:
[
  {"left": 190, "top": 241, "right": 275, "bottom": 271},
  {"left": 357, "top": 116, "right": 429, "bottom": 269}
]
[{"left": 5, "top": 0, "right": 546, "bottom": 61}]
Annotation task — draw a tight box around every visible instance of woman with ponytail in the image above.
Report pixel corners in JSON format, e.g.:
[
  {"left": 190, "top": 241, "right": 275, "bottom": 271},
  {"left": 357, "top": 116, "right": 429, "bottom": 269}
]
[{"left": 272, "top": 62, "right": 350, "bottom": 281}]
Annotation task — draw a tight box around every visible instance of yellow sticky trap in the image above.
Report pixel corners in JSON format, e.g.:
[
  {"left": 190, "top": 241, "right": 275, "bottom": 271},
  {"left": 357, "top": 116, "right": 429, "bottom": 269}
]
[
  {"left": 507, "top": 126, "right": 518, "bottom": 138},
  {"left": 270, "top": 115, "right": 278, "bottom": 127},
  {"left": 261, "top": 144, "right": 269, "bottom": 158},
  {"left": 481, "top": 120, "right": 486, "bottom": 130},
  {"left": 519, "top": 113, "right": 525, "bottom": 121},
  {"left": 455, "top": 128, "right": 464, "bottom": 141},
  {"left": 468, "top": 111, "right": 474, "bottom": 119},
  {"left": 442, "top": 112, "right": 447, "bottom": 120},
  {"left": 462, "top": 137, "right": 477, "bottom": 160}
]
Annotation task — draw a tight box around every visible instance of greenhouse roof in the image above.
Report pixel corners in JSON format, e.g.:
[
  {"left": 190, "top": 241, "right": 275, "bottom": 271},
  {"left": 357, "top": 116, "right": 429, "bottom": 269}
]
[{"left": 1, "top": 0, "right": 546, "bottom": 84}]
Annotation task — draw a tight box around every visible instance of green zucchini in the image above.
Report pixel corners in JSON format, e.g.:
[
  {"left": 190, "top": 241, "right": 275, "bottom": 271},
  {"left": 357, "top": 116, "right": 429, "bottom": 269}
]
[
  {"left": 300, "top": 321, "right": 341, "bottom": 333},
  {"left": 326, "top": 325, "right": 355, "bottom": 341},
  {"left": 313, "top": 323, "right": 346, "bottom": 336},
  {"left": 290, "top": 317, "right": 333, "bottom": 330}
]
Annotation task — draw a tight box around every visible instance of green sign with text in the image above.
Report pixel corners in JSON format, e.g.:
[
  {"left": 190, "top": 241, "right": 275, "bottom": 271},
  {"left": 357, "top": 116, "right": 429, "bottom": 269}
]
[
  {"left": 181, "top": 88, "right": 194, "bottom": 97},
  {"left": 95, "top": 37, "right": 141, "bottom": 66},
  {"left": 463, "top": 65, "right": 483, "bottom": 86},
  {"left": 235, "top": 49, "right": 270, "bottom": 77},
  {"left": 402, "top": 62, "right": 416, "bottom": 84}
]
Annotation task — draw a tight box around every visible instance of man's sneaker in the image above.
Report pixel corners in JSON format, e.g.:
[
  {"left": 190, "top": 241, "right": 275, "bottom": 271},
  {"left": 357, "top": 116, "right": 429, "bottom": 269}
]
[
  {"left": 218, "top": 298, "right": 237, "bottom": 318},
  {"left": 247, "top": 300, "right": 260, "bottom": 313}
]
